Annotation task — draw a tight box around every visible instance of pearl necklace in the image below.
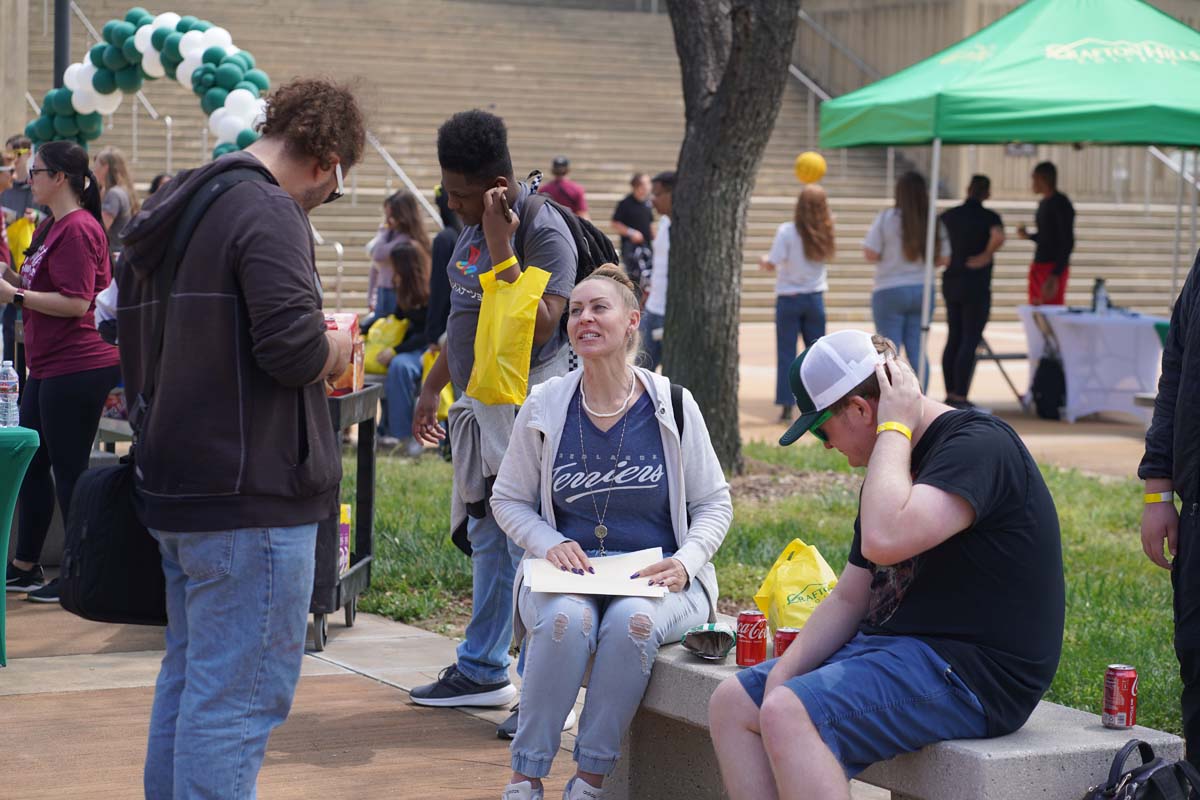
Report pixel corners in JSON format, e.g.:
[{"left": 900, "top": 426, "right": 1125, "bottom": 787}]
[{"left": 580, "top": 371, "right": 636, "bottom": 418}]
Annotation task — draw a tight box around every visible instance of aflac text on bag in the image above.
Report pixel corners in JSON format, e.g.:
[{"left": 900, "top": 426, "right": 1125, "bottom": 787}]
[{"left": 753, "top": 538, "right": 838, "bottom": 635}]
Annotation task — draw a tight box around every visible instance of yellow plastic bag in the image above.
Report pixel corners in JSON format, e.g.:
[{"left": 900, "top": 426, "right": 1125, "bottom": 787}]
[
  {"left": 364, "top": 316, "right": 409, "bottom": 375},
  {"left": 6, "top": 217, "right": 35, "bottom": 271},
  {"left": 466, "top": 266, "right": 551, "bottom": 405},
  {"left": 421, "top": 349, "right": 455, "bottom": 422},
  {"left": 753, "top": 538, "right": 839, "bottom": 635}
]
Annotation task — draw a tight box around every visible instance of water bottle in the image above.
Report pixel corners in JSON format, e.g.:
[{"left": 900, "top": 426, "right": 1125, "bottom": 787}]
[
  {"left": 1092, "top": 278, "right": 1110, "bottom": 314},
  {"left": 0, "top": 361, "right": 18, "bottom": 428}
]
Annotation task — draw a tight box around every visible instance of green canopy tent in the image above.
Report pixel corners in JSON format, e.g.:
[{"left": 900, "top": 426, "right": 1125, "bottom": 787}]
[{"left": 819, "top": 0, "right": 1200, "bottom": 377}]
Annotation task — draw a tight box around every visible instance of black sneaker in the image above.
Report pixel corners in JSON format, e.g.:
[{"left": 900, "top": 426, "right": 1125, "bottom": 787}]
[
  {"left": 26, "top": 577, "right": 60, "bottom": 603},
  {"left": 497, "top": 704, "right": 577, "bottom": 740},
  {"left": 410, "top": 664, "right": 517, "bottom": 708},
  {"left": 6, "top": 562, "right": 44, "bottom": 593}
]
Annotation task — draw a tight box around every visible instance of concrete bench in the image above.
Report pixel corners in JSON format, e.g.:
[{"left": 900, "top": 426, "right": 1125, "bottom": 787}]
[{"left": 605, "top": 617, "right": 1183, "bottom": 800}]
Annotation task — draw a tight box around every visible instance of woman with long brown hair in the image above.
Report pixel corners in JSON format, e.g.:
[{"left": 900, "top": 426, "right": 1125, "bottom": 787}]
[
  {"left": 92, "top": 147, "right": 140, "bottom": 260},
  {"left": 365, "top": 189, "right": 431, "bottom": 320},
  {"left": 862, "top": 171, "right": 949, "bottom": 387},
  {"left": 374, "top": 239, "right": 431, "bottom": 455},
  {"left": 761, "top": 183, "right": 835, "bottom": 422}
]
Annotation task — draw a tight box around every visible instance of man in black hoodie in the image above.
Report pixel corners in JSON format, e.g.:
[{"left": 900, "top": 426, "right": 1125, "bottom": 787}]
[{"left": 116, "top": 79, "right": 363, "bottom": 797}]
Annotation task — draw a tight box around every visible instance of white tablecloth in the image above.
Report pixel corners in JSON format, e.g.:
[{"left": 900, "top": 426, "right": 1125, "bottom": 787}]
[{"left": 1017, "top": 305, "right": 1167, "bottom": 423}]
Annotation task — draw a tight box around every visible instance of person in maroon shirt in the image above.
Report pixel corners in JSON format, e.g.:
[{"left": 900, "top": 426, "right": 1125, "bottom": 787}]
[
  {"left": 3, "top": 141, "right": 120, "bottom": 603},
  {"left": 539, "top": 155, "right": 589, "bottom": 219}
]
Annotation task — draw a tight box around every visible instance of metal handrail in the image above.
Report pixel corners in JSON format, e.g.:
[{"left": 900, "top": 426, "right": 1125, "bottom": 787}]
[
  {"left": 1148, "top": 146, "right": 1200, "bottom": 191},
  {"left": 310, "top": 224, "right": 346, "bottom": 312},
  {"left": 787, "top": 64, "right": 831, "bottom": 102},
  {"left": 25, "top": 92, "right": 41, "bottom": 115},
  {"left": 797, "top": 9, "right": 881, "bottom": 83},
  {"left": 366, "top": 131, "right": 443, "bottom": 229}
]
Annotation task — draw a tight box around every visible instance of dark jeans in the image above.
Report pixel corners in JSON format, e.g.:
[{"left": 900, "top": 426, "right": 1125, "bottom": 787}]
[
  {"left": 942, "top": 294, "right": 991, "bottom": 399},
  {"left": 775, "top": 293, "right": 826, "bottom": 407},
  {"left": 14, "top": 364, "right": 121, "bottom": 564}
]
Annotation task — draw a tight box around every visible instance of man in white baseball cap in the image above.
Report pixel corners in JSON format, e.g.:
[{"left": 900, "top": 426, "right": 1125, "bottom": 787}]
[{"left": 710, "top": 329, "right": 1065, "bottom": 800}]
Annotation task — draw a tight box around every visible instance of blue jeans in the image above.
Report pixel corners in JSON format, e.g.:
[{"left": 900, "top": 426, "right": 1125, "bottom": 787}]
[
  {"left": 374, "top": 286, "right": 397, "bottom": 319},
  {"left": 775, "top": 292, "right": 826, "bottom": 407},
  {"left": 638, "top": 310, "right": 664, "bottom": 371},
  {"left": 456, "top": 508, "right": 525, "bottom": 685},
  {"left": 871, "top": 285, "right": 934, "bottom": 388},
  {"left": 736, "top": 633, "right": 988, "bottom": 778},
  {"left": 144, "top": 525, "right": 318, "bottom": 799},
  {"left": 383, "top": 350, "right": 423, "bottom": 439}
]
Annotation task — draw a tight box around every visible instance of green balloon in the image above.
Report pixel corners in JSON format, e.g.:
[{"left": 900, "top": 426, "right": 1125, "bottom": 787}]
[
  {"left": 102, "top": 20, "right": 120, "bottom": 45},
  {"left": 121, "top": 37, "right": 142, "bottom": 64},
  {"left": 216, "top": 63, "right": 244, "bottom": 91},
  {"left": 202, "top": 47, "right": 226, "bottom": 66},
  {"left": 53, "top": 114, "right": 79, "bottom": 137},
  {"left": 213, "top": 142, "right": 238, "bottom": 159},
  {"left": 233, "top": 81, "right": 260, "bottom": 97},
  {"left": 89, "top": 43, "right": 108, "bottom": 68},
  {"left": 92, "top": 68, "right": 117, "bottom": 95},
  {"left": 112, "top": 21, "right": 136, "bottom": 47},
  {"left": 201, "top": 87, "right": 229, "bottom": 116},
  {"left": 176, "top": 15, "right": 198, "bottom": 32},
  {"left": 77, "top": 111, "right": 103, "bottom": 135},
  {"left": 102, "top": 44, "right": 128, "bottom": 72},
  {"left": 164, "top": 61, "right": 178, "bottom": 80},
  {"left": 244, "top": 69, "right": 269, "bottom": 92},
  {"left": 151, "top": 26, "right": 171, "bottom": 51},
  {"left": 161, "top": 50, "right": 183, "bottom": 70},
  {"left": 81, "top": 126, "right": 103, "bottom": 142},
  {"left": 125, "top": 6, "right": 149, "bottom": 23},
  {"left": 24, "top": 119, "right": 38, "bottom": 140},
  {"left": 115, "top": 65, "right": 143, "bottom": 93},
  {"left": 32, "top": 115, "right": 54, "bottom": 142},
  {"left": 192, "top": 20, "right": 212, "bottom": 33},
  {"left": 163, "top": 32, "right": 183, "bottom": 61},
  {"left": 42, "top": 89, "right": 56, "bottom": 110},
  {"left": 236, "top": 128, "right": 260, "bottom": 149},
  {"left": 135, "top": 13, "right": 154, "bottom": 29},
  {"left": 51, "top": 88, "right": 75, "bottom": 116},
  {"left": 235, "top": 50, "right": 256, "bottom": 70}
]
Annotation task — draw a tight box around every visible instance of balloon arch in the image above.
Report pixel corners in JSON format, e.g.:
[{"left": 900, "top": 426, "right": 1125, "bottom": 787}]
[{"left": 25, "top": 7, "right": 271, "bottom": 160}]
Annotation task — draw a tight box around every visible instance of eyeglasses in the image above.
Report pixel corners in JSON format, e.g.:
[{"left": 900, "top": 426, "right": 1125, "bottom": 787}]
[
  {"left": 809, "top": 408, "right": 835, "bottom": 443},
  {"left": 27, "top": 167, "right": 55, "bottom": 179},
  {"left": 322, "top": 163, "right": 344, "bottom": 205},
  {"left": 0, "top": 166, "right": 13, "bottom": 174}
]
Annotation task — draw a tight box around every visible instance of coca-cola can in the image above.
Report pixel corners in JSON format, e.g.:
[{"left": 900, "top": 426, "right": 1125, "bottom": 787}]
[
  {"left": 774, "top": 627, "right": 800, "bottom": 658},
  {"left": 1102, "top": 664, "right": 1138, "bottom": 729},
  {"left": 736, "top": 610, "right": 768, "bottom": 667}
]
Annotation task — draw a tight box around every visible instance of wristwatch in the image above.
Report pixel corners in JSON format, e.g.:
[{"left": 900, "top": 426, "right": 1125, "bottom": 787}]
[{"left": 12, "top": 290, "right": 25, "bottom": 307}]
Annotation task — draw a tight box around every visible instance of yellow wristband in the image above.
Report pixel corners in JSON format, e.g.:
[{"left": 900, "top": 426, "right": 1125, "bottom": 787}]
[
  {"left": 493, "top": 255, "right": 518, "bottom": 272},
  {"left": 876, "top": 421, "right": 913, "bottom": 440},
  {"left": 1144, "top": 491, "right": 1175, "bottom": 504}
]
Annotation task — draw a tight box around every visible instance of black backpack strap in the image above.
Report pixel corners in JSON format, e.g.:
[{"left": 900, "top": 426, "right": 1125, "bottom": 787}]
[
  {"left": 129, "top": 168, "right": 267, "bottom": 434},
  {"left": 513, "top": 191, "right": 551, "bottom": 268},
  {"left": 670, "top": 382, "right": 685, "bottom": 440},
  {"left": 1175, "top": 760, "right": 1200, "bottom": 792}
]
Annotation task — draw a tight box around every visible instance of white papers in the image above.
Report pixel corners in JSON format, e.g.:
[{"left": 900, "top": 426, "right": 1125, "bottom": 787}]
[{"left": 524, "top": 547, "right": 668, "bottom": 598}]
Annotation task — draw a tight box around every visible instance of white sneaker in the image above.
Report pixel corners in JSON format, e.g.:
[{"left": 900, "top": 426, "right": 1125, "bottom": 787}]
[
  {"left": 503, "top": 780, "right": 544, "bottom": 800},
  {"left": 563, "top": 777, "right": 604, "bottom": 800}
]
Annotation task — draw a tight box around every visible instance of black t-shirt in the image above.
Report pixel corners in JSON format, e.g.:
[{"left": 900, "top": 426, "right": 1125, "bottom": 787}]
[
  {"left": 1031, "top": 192, "right": 1075, "bottom": 274},
  {"left": 848, "top": 410, "right": 1065, "bottom": 737},
  {"left": 427, "top": 225, "right": 458, "bottom": 344},
  {"left": 612, "top": 194, "right": 654, "bottom": 259},
  {"left": 940, "top": 199, "right": 1002, "bottom": 303}
]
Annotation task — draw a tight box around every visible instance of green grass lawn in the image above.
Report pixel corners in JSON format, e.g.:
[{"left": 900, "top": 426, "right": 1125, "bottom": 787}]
[{"left": 349, "top": 440, "right": 1181, "bottom": 735}]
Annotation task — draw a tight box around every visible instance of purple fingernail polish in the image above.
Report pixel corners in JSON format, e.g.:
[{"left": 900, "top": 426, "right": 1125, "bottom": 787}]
[
  {"left": 630, "top": 573, "right": 639, "bottom": 579},
  {"left": 561, "top": 566, "right": 568, "bottom": 572},
  {"left": 588, "top": 568, "right": 595, "bottom": 574}
]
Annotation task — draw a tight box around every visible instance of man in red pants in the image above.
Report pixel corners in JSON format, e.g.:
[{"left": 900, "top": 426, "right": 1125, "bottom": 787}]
[{"left": 1017, "top": 161, "right": 1075, "bottom": 305}]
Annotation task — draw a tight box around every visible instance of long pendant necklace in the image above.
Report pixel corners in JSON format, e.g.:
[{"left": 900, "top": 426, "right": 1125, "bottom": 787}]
[{"left": 578, "top": 388, "right": 631, "bottom": 556}]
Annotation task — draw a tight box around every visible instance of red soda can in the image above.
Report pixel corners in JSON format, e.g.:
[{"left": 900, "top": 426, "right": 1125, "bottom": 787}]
[
  {"left": 1103, "top": 664, "right": 1138, "bottom": 729},
  {"left": 736, "top": 610, "right": 768, "bottom": 667},
  {"left": 774, "top": 627, "right": 800, "bottom": 658}
]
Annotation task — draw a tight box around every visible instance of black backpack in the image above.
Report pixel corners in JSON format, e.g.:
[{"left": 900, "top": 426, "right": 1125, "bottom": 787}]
[
  {"left": 1081, "top": 739, "right": 1200, "bottom": 799},
  {"left": 514, "top": 185, "right": 619, "bottom": 333},
  {"left": 1031, "top": 311, "right": 1067, "bottom": 420}
]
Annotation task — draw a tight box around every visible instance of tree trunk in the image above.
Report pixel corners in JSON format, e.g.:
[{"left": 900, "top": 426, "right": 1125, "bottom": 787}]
[{"left": 663, "top": 0, "right": 800, "bottom": 474}]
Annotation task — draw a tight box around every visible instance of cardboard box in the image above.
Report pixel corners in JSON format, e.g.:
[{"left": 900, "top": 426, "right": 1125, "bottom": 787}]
[{"left": 325, "top": 313, "right": 364, "bottom": 396}]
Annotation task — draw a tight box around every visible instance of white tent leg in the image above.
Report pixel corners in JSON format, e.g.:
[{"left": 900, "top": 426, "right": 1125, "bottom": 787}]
[{"left": 918, "top": 138, "right": 941, "bottom": 389}]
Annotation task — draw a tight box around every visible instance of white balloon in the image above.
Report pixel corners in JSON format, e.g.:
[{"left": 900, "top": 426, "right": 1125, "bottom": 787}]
[
  {"left": 152, "top": 12, "right": 181, "bottom": 31},
  {"left": 251, "top": 97, "right": 268, "bottom": 128},
  {"left": 71, "top": 85, "right": 99, "bottom": 115},
  {"left": 216, "top": 113, "right": 244, "bottom": 145},
  {"left": 94, "top": 90, "right": 123, "bottom": 116},
  {"left": 176, "top": 53, "right": 204, "bottom": 90},
  {"left": 201, "top": 27, "right": 233, "bottom": 51},
  {"left": 78, "top": 60, "right": 97, "bottom": 84},
  {"left": 179, "top": 30, "right": 206, "bottom": 60},
  {"left": 63, "top": 62, "right": 84, "bottom": 91},
  {"left": 141, "top": 47, "right": 165, "bottom": 79},
  {"left": 224, "top": 88, "right": 257, "bottom": 118},
  {"left": 134, "top": 24, "right": 155, "bottom": 54},
  {"left": 225, "top": 45, "right": 240, "bottom": 55},
  {"left": 208, "top": 107, "right": 229, "bottom": 136}
]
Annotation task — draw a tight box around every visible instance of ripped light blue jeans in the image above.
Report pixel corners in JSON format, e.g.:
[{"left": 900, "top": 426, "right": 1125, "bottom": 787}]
[{"left": 511, "top": 568, "right": 708, "bottom": 778}]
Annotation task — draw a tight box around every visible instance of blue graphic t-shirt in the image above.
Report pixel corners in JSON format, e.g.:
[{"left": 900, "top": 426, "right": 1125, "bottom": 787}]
[{"left": 552, "top": 388, "right": 675, "bottom": 554}]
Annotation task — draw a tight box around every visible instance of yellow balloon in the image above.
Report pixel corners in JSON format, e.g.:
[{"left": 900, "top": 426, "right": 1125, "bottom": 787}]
[{"left": 794, "top": 151, "right": 827, "bottom": 184}]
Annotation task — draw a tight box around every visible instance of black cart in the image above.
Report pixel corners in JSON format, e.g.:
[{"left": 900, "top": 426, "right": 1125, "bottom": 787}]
[{"left": 309, "top": 383, "right": 382, "bottom": 651}]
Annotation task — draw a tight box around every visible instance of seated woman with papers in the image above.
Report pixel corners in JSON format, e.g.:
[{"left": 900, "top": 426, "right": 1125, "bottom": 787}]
[{"left": 491, "top": 264, "right": 733, "bottom": 800}]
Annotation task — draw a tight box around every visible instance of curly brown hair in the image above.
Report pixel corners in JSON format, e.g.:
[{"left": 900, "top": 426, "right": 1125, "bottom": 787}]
[{"left": 259, "top": 78, "right": 365, "bottom": 170}]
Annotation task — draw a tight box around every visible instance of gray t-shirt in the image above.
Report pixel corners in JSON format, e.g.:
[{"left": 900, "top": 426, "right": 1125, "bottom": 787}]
[
  {"left": 102, "top": 186, "right": 132, "bottom": 252},
  {"left": 445, "top": 183, "right": 578, "bottom": 391},
  {"left": 863, "top": 207, "right": 950, "bottom": 292}
]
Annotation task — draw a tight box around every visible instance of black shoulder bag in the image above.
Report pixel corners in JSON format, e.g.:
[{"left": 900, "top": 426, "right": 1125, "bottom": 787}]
[
  {"left": 1081, "top": 739, "right": 1200, "bottom": 800},
  {"left": 60, "top": 169, "right": 265, "bottom": 625}
]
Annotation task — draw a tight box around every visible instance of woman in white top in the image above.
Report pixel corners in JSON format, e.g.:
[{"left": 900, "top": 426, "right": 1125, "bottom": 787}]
[
  {"left": 760, "top": 184, "right": 834, "bottom": 422},
  {"left": 862, "top": 171, "right": 949, "bottom": 387}
]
